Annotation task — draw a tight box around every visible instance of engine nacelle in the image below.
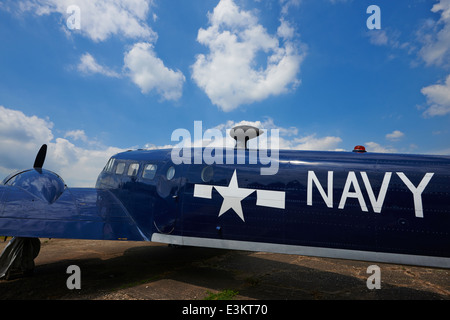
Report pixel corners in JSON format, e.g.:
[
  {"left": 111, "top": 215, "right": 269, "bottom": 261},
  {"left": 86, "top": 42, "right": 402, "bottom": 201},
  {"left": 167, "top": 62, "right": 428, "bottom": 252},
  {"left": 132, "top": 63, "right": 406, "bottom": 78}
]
[{"left": 2, "top": 169, "right": 66, "bottom": 204}]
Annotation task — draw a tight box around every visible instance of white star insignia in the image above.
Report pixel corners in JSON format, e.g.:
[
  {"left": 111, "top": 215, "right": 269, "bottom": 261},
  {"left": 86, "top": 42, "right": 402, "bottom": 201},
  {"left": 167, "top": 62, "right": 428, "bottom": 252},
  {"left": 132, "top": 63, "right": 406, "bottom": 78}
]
[
  {"left": 193, "top": 169, "right": 286, "bottom": 223},
  {"left": 214, "top": 170, "right": 255, "bottom": 222}
]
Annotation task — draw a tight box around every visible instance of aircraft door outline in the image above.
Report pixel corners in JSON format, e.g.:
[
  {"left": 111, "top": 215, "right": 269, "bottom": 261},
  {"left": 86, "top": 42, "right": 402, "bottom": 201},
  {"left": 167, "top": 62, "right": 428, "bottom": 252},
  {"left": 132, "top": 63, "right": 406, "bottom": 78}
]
[{"left": 153, "top": 160, "right": 185, "bottom": 234}]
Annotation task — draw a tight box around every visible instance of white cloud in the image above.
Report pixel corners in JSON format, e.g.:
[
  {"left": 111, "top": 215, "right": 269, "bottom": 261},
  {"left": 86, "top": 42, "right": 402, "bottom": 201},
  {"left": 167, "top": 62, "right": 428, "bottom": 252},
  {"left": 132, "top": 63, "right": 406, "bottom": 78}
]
[
  {"left": 124, "top": 42, "right": 185, "bottom": 101},
  {"left": 0, "top": 106, "right": 125, "bottom": 187},
  {"left": 77, "top": 53, "right": 120, "bottom": 77},
  {"left": 191, "top": 0, "right": 306, "bottom": 111},
  {"left": 418, "top": 0, "right": 450, "bottom": 67},
  {"left": 366, "top": 28, "right": 409, "bottom": 52},
  {"left": 0, "top": 106, "right": 54, "bottom": 174},
  {"left": 364, "top": 142, "right": 397, "bottom": 153},
  {"left": 368, "top": 30, "right": 389, "bottom": 46},
  {"left": 421, "top": 74, "right": 450, "bottom": 116},
  {"left": 285, "top": 135, "right": 342, "bottom": 151},
  {"left": 17, "top": 0, "right": 157, "bottom": 42},
  {"left": 416, "top": 1, "right": 450, "bottom": 117},
  {"left": 64, "top": 129, "right": 88, "bottom": 142},
  {"left": 385, "top": 130, "right": 404, "bottom": 141},
  {"left": 277, "top": 18, "right": 296, "bottom": 40},
  {"left": 280, "top": 0, "right": 301, "bottom": 16},
  {"left": 76, "top": 48, "right": 185, "bottom": 101},
  {"left": 0, "top": 106, "right": 53, "bottom": 145},
  {"left": 10, "top": 0, "right": 184, "bottom": 101}
]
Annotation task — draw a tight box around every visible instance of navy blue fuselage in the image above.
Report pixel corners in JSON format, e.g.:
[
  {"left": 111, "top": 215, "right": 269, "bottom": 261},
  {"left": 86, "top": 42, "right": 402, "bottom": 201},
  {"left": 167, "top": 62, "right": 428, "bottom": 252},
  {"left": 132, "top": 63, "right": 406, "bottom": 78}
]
[{"left": 93, "top": 148, "right": 450, "bottom": 267}]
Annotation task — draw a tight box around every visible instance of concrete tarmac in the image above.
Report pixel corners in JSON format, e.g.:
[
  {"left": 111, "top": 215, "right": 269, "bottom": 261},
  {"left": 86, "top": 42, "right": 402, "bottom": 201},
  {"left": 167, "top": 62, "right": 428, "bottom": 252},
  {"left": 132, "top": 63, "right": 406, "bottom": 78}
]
[{"left": 0, "top": 239, "right": 448, "bottom": 300}]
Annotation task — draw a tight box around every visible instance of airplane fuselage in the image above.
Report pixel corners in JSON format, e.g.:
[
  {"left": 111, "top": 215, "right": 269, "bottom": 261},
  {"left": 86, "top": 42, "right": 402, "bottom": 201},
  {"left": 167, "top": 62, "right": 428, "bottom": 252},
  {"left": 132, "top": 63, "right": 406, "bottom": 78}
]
[{"left": 94, "top": 148, "right": 450, "bottom": 268}]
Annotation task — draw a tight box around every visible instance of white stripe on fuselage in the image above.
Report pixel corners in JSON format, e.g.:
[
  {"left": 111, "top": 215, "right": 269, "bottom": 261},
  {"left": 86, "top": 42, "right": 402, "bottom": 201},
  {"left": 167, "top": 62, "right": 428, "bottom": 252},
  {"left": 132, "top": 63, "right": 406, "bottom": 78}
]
[{"left": 151, "top": 233, "right": 449, "bottom": 269}]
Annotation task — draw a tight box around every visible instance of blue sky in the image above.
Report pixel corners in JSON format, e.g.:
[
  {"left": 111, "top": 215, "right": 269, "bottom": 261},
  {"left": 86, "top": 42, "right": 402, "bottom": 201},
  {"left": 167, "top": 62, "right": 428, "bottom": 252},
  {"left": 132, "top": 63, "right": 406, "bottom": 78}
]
[{"left": 1, "top": 0, "right": 450, "bottom": 186}]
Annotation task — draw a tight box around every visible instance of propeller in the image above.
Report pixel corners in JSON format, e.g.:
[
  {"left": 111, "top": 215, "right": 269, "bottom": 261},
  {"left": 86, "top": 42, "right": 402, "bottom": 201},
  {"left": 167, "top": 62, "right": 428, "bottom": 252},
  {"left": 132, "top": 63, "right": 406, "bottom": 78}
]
[{"left": 33, "top": 144, "right": 47, "bottom": 169}]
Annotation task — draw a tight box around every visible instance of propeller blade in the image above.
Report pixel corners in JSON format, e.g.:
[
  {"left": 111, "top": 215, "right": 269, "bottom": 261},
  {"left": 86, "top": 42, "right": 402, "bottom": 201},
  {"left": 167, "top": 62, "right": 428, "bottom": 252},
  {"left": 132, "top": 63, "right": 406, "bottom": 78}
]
[{"left": 33, "top": 144, "right": 47, "bottom": 169}]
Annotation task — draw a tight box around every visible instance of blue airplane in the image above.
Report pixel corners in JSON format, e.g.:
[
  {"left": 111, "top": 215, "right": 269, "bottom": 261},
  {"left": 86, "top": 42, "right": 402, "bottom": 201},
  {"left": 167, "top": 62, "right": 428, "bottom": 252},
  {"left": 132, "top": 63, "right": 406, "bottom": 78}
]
[{"left": 0, "top": 125, "right": 449, "bottom": 278}]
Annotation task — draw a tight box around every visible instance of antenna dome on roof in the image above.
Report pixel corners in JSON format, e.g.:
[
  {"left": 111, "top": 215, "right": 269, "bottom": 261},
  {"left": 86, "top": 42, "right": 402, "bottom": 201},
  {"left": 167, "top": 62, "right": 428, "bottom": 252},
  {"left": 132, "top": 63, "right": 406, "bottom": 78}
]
[{"left": 229, "top": 125, "right": 264, "bottom": 149}]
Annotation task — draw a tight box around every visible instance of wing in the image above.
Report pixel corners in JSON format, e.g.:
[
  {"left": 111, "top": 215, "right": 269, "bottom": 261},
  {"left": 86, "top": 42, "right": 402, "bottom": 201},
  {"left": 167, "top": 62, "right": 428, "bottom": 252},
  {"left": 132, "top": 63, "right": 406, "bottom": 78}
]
[{"left": 0, "top": 185, "right": 148, "bottom": 241}]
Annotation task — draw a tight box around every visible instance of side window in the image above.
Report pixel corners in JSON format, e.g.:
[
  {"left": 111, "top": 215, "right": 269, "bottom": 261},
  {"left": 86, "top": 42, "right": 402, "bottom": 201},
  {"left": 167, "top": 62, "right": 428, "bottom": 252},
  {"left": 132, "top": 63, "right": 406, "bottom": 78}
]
[
  {"left": 166, "top": 166, "right": 175, "bottom": 180},
  {"left": 115, "top": 162, "right": 126, "bottom": 175},
  {"left": 142, "top": 164, "right": 157, "bottom": 180},
  {"left": 128, "top": 163, "right": 140, "bottom": 176}
]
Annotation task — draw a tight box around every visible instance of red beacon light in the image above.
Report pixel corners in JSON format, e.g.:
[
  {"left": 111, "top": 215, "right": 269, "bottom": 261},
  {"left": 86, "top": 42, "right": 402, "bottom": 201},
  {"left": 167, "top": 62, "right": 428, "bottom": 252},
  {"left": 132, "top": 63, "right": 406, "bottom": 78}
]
[{"left": 352, "top": 145, "right": 367, "bottom": 153}]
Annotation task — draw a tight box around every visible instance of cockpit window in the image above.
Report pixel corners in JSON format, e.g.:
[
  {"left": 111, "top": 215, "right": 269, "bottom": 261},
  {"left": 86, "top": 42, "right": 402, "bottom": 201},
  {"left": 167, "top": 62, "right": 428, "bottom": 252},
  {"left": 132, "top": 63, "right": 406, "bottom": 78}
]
[
  {"left": 142, "top": 164, "right": 157, "bottom": 180},
  {"left": 115, "top": 162, "right": 126, "bottom": 175},
  {"left": 104, "top": 158, "right": 115, "bottom": 172},
  {"left": 128, "top": 163, "right": 139, "bottom": 176}
]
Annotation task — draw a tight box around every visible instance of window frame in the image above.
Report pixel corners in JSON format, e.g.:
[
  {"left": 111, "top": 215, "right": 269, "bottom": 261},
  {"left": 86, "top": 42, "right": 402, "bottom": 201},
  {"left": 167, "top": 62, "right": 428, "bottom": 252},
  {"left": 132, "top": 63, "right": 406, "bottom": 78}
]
[
  {"left": 127, "top": 163, "right": 140, "bottom": 177},
  {"left": 104, "top": 158, "right": 116, "bottom": 173},
  {"left": 115, "top": 162, "right": 126, "bottom": 175},
  {"left": 142, "top": 163, "right": 158, "bottom": 180},
  {"left": 166, "top": 166, "right": 175, "bottom": 180}
]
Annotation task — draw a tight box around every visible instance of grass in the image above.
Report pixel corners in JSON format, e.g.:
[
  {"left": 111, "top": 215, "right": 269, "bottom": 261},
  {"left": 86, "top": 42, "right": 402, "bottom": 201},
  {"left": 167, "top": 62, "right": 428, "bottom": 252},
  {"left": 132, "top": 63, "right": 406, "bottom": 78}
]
[{"left": 204, "top": 289, "right": 239, "bottom": 300}]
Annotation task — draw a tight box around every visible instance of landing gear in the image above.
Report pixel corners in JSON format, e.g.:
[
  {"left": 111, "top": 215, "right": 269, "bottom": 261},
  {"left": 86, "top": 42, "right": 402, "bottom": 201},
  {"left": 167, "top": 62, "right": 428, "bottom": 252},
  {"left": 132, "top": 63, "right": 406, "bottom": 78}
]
[{"left": 0, "top": 237, "right": 41, "bottom": 280}]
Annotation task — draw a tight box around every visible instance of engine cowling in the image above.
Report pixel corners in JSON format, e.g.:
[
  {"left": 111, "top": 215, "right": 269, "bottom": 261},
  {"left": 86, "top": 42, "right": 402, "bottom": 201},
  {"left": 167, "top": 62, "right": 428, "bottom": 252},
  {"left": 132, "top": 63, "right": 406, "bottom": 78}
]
[
  {"left": 1, "top": 144, "right": 66, "bottom": 204},
  {"left": 2, "top": 169, "right": 66, "bottom": 204}
]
